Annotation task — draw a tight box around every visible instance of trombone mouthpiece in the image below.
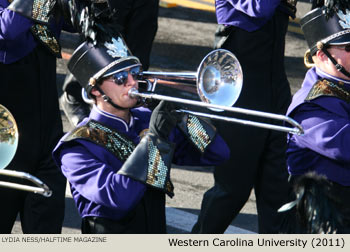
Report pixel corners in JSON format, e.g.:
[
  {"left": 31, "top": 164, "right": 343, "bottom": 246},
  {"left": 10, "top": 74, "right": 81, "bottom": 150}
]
[{"left": 128, "top": 88, "right": 139, "bottom": 98}]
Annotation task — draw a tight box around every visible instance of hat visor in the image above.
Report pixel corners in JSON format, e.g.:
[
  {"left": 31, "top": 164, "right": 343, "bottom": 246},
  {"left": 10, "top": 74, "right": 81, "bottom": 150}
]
[
  {"left": 102, "top": 57, "right": 142, "bottom": 78},
  {"left": 328, "top": 32, "right": 350, "bottom": 45}
]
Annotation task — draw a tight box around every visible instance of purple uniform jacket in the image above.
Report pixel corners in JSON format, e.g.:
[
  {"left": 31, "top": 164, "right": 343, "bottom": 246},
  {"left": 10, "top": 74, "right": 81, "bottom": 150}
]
[
  {"left": 0, "top": 0, "right": 67, "bottom": 63},
  {"left": 215, "top": 0, "right": 281, "bottom": 32},
  {"left": 53, "top": 106, "right": 230, "bottom": 220},
  {"left": 286, "top": 67, "right": 350, "bottom": 186}
]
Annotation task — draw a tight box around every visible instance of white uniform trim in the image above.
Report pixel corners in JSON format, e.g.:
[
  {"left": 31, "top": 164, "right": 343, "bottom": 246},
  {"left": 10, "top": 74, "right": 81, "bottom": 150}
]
[
  {"left": 316, "top": 67, "right": 350, "bottom": 85},
  {"left": 94, "top": 105, "right": 134, "bottom": 132}
]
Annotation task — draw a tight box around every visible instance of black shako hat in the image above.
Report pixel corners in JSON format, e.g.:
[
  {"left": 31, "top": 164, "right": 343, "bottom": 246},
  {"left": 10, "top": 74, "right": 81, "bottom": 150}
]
[
  {"left": 301, "top": 6, "right": 350, "bottom": 55},
  {"left": 68, "top": 35, "right": 141, "bottom": 94}
]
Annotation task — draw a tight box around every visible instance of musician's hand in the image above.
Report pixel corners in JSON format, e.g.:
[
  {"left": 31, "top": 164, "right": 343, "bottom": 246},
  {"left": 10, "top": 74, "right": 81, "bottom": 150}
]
[
  {"left": 149, "top": 101, "right": 182, "bottom": 140},
  {"left": 118, "top": 100, "right": 179, "bottom": 198}
]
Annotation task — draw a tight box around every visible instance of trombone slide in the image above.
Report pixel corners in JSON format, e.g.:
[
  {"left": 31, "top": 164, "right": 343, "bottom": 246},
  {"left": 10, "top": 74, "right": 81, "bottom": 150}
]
[
  {"left": 129, "top": 88, "right": 304, "bottom": 135},
  {"left": 0, "top": 169, "right": 52, "bottom": 197}
]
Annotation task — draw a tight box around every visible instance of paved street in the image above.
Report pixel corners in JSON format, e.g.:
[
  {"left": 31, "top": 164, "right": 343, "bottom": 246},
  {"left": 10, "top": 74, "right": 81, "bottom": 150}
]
[{"left": 11, "top": 0, "right": 312, "bottom": 234}]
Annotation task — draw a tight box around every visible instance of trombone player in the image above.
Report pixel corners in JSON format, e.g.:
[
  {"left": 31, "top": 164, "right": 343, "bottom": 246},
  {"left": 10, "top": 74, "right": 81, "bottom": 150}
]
[
  {"left": 52, "top": 35, "right": 230, "bottom": 233},
  {"left": 0, "top": 0, "right": 73, "bottom": 234},
  {"left": 192, "top": 0, "right": 297, "bottom": 234},
  {"left": 0, "top": 0, "right": 127, "bottom": 234}
]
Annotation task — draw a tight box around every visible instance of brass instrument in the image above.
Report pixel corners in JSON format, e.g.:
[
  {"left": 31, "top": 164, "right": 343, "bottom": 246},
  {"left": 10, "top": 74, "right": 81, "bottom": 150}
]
[
  {"left": 130, "top": 49, "right": 304, "bottom": 135},
  {"left": 0, "top": 105, "right": 52, "bottom": 197},
  {"left": 304, "top": 49, "right": 315, "bottom": 68}
]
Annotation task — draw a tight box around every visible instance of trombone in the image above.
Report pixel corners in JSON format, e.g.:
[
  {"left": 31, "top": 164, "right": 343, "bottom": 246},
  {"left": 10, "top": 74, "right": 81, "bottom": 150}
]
[
  {"left": 0, "top": 105, "right": 52, "bottom": 197},
  {"left": 130, "top": 49, "right": 304, "bottom": 135}
]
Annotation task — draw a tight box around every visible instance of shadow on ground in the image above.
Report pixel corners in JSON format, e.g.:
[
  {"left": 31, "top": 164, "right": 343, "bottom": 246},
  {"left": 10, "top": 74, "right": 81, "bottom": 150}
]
[
  {"left": 175, "top": 207, "right": 258, "bottom": 234},
  {"left": 159, "top": 6, "right": 216, "bottom": 24}
]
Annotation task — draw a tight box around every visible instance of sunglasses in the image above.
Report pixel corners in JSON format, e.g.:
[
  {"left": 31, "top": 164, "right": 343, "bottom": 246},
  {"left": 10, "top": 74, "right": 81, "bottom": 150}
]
[
  {"left": 330, "top": 44, "right": 350, "bottom": 52},
  {"left": 107, "top": 66, "right": 142, "bottom": 85}
]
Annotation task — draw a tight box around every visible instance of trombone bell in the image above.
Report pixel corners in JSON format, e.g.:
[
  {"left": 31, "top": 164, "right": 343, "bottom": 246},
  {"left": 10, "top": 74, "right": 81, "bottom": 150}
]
[
  {"left": 0, "top": 104, "right": 52, "bottom": 197},
  {"left": 0, "top": 104, "right": 18, "bottom": 169},
  {"left": 197, "top": 49, "right": 243, "bottom": 109},
  {"left": 140, "top": 49, "right": 243, "bottom": 110}
]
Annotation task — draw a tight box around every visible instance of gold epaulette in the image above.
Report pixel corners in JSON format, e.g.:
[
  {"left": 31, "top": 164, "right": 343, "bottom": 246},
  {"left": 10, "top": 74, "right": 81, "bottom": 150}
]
[
  {"left": 63, "top": 120, "right": 136, "bottom": 162},
  {"left": 305, "top": 79, "right": 350, "bottom": 103}
]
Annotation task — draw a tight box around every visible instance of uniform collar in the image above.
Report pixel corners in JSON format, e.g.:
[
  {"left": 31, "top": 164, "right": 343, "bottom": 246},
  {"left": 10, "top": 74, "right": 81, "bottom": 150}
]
[
  {"left": 316, "top": 67, "right": 350, "bottom": 85},
  {"left": 89, "top": 105, "right": 134, "bottom": 133}
]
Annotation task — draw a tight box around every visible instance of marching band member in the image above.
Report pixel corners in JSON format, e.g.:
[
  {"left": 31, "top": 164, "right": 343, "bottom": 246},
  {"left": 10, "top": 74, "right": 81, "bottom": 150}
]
[
  {"left": 52, "top": 36, "right": 230, "bottom": 233},
  {"left": 0, "top": 0, "right": 120, "bottom": 234},
  {"left": 192, "top": 0, "right": 297, "bottom": 234},
  {"left": 285, "top": 2, "right": 350, "bottom": 233},
  {"left": 0, "top": 0, "right": 73, "bottom": 234}
]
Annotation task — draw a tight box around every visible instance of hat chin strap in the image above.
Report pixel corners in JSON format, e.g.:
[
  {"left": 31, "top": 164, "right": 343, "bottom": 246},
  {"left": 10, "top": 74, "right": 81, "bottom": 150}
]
[
  {"left": 321, "top": 48, "right": 350, "bottom": 78},
  {"left": 95, "top": 86, "right": 129, "bottom": 110}
]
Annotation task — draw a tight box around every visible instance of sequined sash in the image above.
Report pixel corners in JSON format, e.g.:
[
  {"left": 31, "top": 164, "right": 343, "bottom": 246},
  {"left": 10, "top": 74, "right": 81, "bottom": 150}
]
[
  {"left": 63, "top": 120, "right": 137, "bottom": 162},
  {"left": 31, "top": 24, "right": 61, "bottom": 57},
  {"left": 7, "top": 0, "right": 61, "bottom": 56},
  {"left": 30, "top": 0, "right": 61, "bottom": 57}
]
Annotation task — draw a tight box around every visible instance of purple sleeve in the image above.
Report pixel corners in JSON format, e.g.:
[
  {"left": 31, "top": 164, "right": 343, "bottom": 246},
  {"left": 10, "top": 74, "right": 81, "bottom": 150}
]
[
  {"left": 0, "top": 4, "right": 33, "bottom": 41},
  {"left": 291, "top": 103, "right": 350, "bottom": 163},
  {"left": 224, "top": 0, "right": 281, "bottom": 18},
  {"left": 170, "top": 128, "right": 230, "bottom": 166},
  {"left": 59, "top": 144, "right": 147, "bottom": 212}
]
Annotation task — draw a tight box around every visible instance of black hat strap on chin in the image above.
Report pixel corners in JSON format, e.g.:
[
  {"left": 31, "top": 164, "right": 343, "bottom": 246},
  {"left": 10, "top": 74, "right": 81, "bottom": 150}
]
[
  {"left": 321, "top": 47, "right": 350, "bottom": 78},
  {"left": 95, "top": 86, "right": 128, "bottom": 110}
]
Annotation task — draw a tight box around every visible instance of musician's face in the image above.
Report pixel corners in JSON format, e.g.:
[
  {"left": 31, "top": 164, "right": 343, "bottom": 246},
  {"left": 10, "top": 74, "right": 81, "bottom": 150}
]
[
  {"left": 92, "top": 67, "right": 139, "bottom": 113},
  {"left": 321, "top": 44, "right": 350, "bottom": 80}
]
